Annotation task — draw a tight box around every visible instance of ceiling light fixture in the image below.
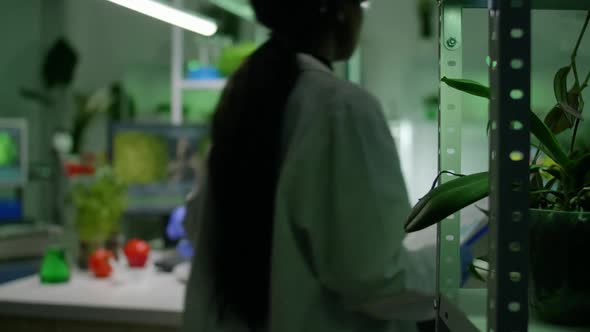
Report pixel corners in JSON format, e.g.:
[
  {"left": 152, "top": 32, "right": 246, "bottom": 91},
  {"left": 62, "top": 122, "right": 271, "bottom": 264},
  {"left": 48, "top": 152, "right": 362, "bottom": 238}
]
[{"left": 105, "top": 0, "right": 218, "bottom": 36}]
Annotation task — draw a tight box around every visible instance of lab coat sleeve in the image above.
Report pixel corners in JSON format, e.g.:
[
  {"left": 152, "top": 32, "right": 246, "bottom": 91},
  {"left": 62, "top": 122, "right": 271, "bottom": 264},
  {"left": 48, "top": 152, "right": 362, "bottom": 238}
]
[{"left": 287, "top": 92, "right": 435, "bottom": 318}]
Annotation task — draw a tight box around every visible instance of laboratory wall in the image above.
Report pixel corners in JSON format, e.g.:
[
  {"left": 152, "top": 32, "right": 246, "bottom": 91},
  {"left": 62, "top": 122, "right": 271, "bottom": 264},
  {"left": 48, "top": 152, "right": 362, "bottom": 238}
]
[
  {"left": 0, "top": 0, "right": 68, "bottom": 223},
  {"left": 2, "top": 0, "right": 589, "bottom": 232}
]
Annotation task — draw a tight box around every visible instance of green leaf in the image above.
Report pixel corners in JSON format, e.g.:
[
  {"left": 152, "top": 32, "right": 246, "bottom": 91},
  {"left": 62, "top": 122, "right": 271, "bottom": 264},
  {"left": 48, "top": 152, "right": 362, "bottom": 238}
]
[
  {"left": 405, "top": 172, "right": 489, "bottom": 233},
  {"left": 530, "top": 189, "right": 564, "bottom": 198},
  {"left": 441, "top": 76, "right": 572, "bottom": 167},
  {"left": 567, "top": 86, "right": 581, "bottom": 111},
  {"left": 530, "top": 170, "right": 543, "bottom": 207},
  {"left": 542, "top": 166, "right": 564, "bottom": 180},
  {"left": 545, "top": 177, "right": 558, "bottom": 190},
  {"left": 558, "top": 102, "right": 583, "bottom": 120},
  {"left": 530, "top": 112, "right": 571, "bottom": 167},
  {"left": 544, "top": 104, "right": 575, "bottom": 135},
  {"left": 441, "top": 77, "right": 490, "bottom": 99},
  {"left": 554, "top": 66, "right": 571, "bottom": 104},
  {"left": 531, "top": 170, "right": 543, "bottom": 190}
]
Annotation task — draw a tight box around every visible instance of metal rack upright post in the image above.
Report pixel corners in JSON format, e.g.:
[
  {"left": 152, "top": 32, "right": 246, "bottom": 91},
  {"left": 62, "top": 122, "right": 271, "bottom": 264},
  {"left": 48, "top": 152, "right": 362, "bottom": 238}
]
[{"left": 437, "top": 1, "right": 590, "bottom": 332}]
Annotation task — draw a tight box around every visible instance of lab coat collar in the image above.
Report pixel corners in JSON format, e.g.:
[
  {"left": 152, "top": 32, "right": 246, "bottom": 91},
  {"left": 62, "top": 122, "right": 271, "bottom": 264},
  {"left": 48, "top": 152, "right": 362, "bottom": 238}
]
[{"left": 297, "top": 53, "right": 333, "bottom": 74}]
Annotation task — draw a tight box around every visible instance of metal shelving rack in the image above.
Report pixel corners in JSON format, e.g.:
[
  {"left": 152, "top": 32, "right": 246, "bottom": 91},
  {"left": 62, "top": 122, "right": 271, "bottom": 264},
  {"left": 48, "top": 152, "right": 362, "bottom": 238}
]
[
  {"left": 436, "top": 0, "right": 590, "bottom": 331},
  {"left": 171, "top": 0, "right": 228, "bottom": 125}
]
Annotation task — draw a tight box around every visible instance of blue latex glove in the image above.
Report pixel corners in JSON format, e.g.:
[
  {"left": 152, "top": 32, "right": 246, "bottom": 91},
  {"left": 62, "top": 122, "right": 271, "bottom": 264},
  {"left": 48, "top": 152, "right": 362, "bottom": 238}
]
[
  {"left": 177, "top": 239, "right": 194, "bottom": 258},
  {"left": 167, "top": 206, "right": 187, "bottom": 241}
]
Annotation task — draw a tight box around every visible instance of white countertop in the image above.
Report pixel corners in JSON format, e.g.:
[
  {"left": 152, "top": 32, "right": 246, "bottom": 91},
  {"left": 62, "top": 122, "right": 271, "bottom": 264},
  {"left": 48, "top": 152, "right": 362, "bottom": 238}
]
[{"left": 0, "top": 253, "right": 187, "bottom": 327}]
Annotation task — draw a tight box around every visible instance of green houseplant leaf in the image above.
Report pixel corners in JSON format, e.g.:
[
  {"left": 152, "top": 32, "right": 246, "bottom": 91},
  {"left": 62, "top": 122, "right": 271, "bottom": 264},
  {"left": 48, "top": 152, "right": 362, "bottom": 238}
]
[
  {"left": 530, "top": 111, "right": 572, "bottom": 168},
  {"left": 554, "top": 66, "right": 571, "bottom": 104},
  {"left": 405, "top": 172, "right": 489, "bottom": 232},
  {"left": 545, "top": 66, "right": 583, "bottom": 135},
  {"left": 407, "top": 79, "right": 574, "bottom": 233},
  {"left": 441, "top": 77, "right": 490, "bottom": 99},
  {"left": 545, "top": 105, "right": 576, "bottom": 135},
  {"left": 441, "top": 78, "right": 571, "bottom": 168}
]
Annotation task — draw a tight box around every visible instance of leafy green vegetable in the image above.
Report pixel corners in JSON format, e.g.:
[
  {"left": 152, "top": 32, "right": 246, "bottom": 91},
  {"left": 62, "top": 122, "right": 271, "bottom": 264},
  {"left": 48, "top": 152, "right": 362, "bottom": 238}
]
[{"left": 71, "top": 169, "right": 127, "bottom": 243}]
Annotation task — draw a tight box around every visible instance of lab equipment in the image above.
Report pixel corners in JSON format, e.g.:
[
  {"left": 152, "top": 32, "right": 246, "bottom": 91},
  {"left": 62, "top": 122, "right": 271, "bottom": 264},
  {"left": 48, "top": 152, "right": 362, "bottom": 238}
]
[
  {"left": 108, "top": 123, "right": 208, "bottom": 215},
  {"left": 0, "top": 119, "right": 27, "bottom": 189},
  {"left": 40, "top": 246, "right": 70, "bottom": 284},
  {"left": 0, "top": 119, "right": 27, "bottom": 224}
]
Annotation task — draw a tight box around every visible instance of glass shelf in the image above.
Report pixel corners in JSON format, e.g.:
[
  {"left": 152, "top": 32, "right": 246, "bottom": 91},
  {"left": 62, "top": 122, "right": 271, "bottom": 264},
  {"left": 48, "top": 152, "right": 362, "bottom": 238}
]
[{"left": 440, "top": 290, "right": 590, "bottom": 332}]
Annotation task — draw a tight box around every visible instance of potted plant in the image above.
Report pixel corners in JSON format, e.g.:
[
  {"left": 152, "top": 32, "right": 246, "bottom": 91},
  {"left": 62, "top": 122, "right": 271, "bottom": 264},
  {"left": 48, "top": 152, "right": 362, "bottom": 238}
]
[
  {"left": 405, "top": 12, "right": 590, "bottom": 326},
  {"left": 70, "top": 167, "right": 127, "bottom": 269}
]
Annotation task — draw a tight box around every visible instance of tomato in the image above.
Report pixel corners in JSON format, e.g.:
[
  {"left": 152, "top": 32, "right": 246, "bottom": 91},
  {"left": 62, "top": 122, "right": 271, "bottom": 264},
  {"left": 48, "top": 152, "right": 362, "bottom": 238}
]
[
  {"left": 89, "top": 249, "right": 113, "bottom": 278},
  {"left": 123, "top": 239, "right": 150, "bottom": 268}
]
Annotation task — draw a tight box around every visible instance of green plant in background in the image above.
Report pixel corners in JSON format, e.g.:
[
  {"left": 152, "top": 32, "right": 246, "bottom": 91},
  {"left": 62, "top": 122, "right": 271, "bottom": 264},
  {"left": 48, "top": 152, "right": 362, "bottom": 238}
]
[
  {"left": 113, "top": 131, "right": 169, "bottom": 184},
  {"left": 405, "top": 11, "right": 590, "bottom": 325},
  {"left": 218, "top": 42, "right": 258, "bottom": 76},
  {"left": 405, "top": 11, "right": 590, "bottom": 232},
  {"left": 71, "top": 168, "right": 127, "bottom": 243}
]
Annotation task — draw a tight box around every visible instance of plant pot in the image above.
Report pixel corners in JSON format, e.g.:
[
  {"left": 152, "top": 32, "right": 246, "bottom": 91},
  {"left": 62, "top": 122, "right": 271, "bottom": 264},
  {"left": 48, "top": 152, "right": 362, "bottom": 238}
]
[{"left": 529, "top": 209, "right": 590, "bottom": 326}]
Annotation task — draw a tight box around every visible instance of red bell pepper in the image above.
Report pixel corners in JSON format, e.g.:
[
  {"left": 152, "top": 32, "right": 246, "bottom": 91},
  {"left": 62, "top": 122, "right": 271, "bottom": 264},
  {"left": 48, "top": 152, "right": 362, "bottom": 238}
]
[
  {"left": 89, "top": 249, "right": 113, "bottom": 278},
  {"left": 124, "top": 239, "right": 151, "bottom": 268}
]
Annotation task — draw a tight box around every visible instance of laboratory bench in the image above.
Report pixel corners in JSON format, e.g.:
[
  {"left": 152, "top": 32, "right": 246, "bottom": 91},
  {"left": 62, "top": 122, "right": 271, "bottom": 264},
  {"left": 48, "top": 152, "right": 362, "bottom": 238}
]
[{"left": 0, "top": 252, "right": 187, "bottom": 332}]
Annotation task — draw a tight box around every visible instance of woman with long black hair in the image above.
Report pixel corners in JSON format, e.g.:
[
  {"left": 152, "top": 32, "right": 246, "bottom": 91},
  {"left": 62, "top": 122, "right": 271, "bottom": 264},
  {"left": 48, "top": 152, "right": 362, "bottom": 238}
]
[{"left": 182, "top": 1, "right": 436, "bottom": 331}]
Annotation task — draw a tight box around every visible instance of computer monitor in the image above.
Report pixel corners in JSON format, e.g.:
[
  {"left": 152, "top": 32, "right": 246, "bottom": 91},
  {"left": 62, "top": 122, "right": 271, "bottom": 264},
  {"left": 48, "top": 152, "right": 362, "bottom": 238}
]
[
  {"left": 0, "top": 119, "right": 27, "bottom": 223},
  {"left": 109, "top": 123, "right": 208, "bottom": 215},
  {"left": 0, "top": 119, "right": 27, "bottom": 188}
]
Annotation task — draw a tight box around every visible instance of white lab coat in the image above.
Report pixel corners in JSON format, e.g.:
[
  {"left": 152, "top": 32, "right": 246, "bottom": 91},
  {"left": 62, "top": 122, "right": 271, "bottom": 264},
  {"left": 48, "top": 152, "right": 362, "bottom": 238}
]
[{"left": 182, "top": 54, "right": 436, "bottom": 332}]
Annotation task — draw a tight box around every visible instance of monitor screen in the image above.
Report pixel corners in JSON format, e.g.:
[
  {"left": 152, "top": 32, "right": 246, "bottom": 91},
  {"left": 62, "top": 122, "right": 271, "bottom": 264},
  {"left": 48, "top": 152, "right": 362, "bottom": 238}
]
[
  {"left": 109, "top": 124, "right": 208, "bottom": 214},
  {"left": 0, "top": 119, "right": 27, "bottom": 188}
]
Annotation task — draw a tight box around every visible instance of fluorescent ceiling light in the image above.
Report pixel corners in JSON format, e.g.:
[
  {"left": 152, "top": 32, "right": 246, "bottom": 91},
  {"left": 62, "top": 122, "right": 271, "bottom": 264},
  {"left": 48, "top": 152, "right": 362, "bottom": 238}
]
[{"left": 105, "top": 0, "right": 218, "bottom": 36}]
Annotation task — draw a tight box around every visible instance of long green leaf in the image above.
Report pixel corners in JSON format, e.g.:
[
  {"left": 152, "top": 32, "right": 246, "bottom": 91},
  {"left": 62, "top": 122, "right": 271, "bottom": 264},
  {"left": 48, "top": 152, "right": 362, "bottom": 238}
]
[
  {"left": 542, "top": 166, "right": 564, "bottom": 180},
  {"left": 405, "top": 172, "right": 489, "bottom": 233},
  {"left": 530, "top": 112, "right": 571, "bottom": 167},
  {"left": 544, "top": 104, "right": 575, "bottom": 135},
  {"left": 554, "top": 66, "right": 571, "bottom": 104},
  {"left": 441, "top": 77, "right": 572, "bottom": 167},
  {"left": 441, "top": 77, "right": 490, "bottom": 99}
]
